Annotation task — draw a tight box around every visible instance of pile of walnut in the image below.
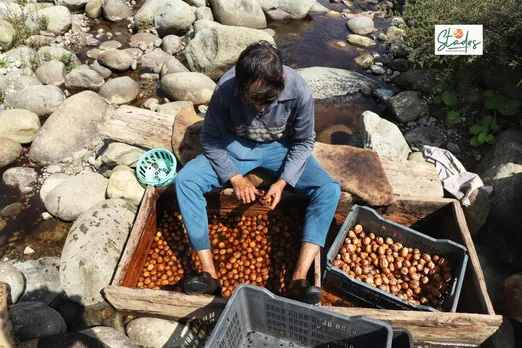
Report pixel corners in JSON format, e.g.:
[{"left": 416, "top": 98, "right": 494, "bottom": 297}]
[
  {"left": 333, "top": 224, "right": 454, "bottom": 309},
  {"left": 137, "top": 210, "right": 302, "bottom": 297}
]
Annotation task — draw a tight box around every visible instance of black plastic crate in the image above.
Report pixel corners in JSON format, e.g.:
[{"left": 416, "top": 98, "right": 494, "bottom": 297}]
[
  {"left": 392, "top": 329, "right": 414, "bottom": 348},
  {"left": 325, "top": 205, "right": 468, "bottom": 312},
  {"left": 205, "top": 284, "right": 393, "bottom": 348}
]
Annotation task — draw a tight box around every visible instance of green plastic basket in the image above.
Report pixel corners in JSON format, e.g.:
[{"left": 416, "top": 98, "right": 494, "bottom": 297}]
[{"left": 136, "top": 149, "right": 177, "bottom": 187}]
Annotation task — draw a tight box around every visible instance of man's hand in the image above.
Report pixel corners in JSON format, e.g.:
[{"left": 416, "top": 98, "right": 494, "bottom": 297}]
[
  {"left": 264, "top": 179, "right": 287, "bottom": 210},
  {"left": 230, "top": 174, "right": 261, "bottom": 204}
]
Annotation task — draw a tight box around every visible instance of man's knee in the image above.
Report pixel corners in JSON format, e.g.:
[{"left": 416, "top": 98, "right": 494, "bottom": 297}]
[{"left": 319, "top": 181, "right": 341, "bottom": 201}]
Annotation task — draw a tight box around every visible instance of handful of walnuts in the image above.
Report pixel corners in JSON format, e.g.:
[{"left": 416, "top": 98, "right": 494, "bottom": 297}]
[{"left": 333, "top": 224, "right": 454, "bottom": 309}]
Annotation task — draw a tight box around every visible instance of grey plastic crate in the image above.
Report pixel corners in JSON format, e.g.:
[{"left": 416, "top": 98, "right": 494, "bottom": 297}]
[
  {"left": 392, "top": 329, "right": 413, "bottom": 348},
  {"left": 205, "top": 284, "right": 393, "bottom": 348},
  {"left": 325, "top": 205, "right": 468, "bottom": 312}
]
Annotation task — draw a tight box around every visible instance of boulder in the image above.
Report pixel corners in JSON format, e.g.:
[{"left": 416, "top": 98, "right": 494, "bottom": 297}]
[
  {"left": 171, "top": 107, "right": 203, "bottom": 164},
  {"left": 157, "top": 101, "right": 194, "bottom": 116},
  {"left": 30, "top": 91, "right": 108, "bottom": 166},
  {"left": 36, "top": 60, "right": 67, "bottom": 86},
  {"left": 195, "top": 6, "right": 213, "bottom": 20},
  {"left": 98, "top": 50, "right": 133, "bottom": 71},
  {"left": 347, "top": 34, "right": 376, "bottom": 48},
  {"left": 394, "top": 69, "right": 438, "bottom": 94},
  {"left": 82, "top": 327, "right": 140, "bottom": 348},
  {"left": 92, "top": 60, "right": 113, "bottom": 79},
  {"left": 210, "top": 0, "right": 266, "bottom": 28},
  {"left": 2, "top": 167, "right": 38, "bottom": 193},
  {"left": 56, "top": 0, "right": 89, "bottom": 11},
  {"left": 384, "top": 58, "right": 410, "bottom": 72},
  {"left": 98, "top": 76, "right": 139, "bottom": 105},
  {"left": 404, "top": 127, "right": 444, "bottom": 148},
  {"left": 0, "top": 109, "right": 41, "bottom": 144},
  {"left": 256, "top": 0, "right": 315, "bottom": 19},
  {"left": 103, "top": 0, "right": 133, "bottom": 21},
  {"left": 126, "top": 317, "right": 187, "bottom": 348},
  {"left": 354, "top": 52, "right": 374, "bottom": 69},
  {"left": 347, "top": 16, "right": 375, "bottom": 35},
  {"left": 462, "top": 187, "right": 490, "bottom": 237},
  {"left": 134, "top": 0, "right": 171, "bottom": 28},
  {"left": 100, "top": 142, "right": 146, "bottom": 167},
  {"left": 141, "top": 48, "right": 173, "bottom": 72},
  {"left": 40, "top": 173, "right": 72, "bottom": 202},
  {"left": 60, "top": 199, "right": 137, "bottom": 305},
  {"left": 154, "top": 0, "right": 196, "bottom": 35},
  {"left": 86, "top": 0, "right": 103, "bottom": 18},
  {"left": 9, "top": 302, "right": 67, "bottom": 342},
  {"left": 0, "top": 262, "right": 25, "bottom": 304},
  {"left": 185, "top": 22, "right": 274, "bottom": 79},
  {"left": 43, "top": 172, "right": 108, "bottom": 221},
  {"left": 38, "top": 6, "right": 72, "bottom": 35},
  {"left": 0, "top": 19, "right": 15, "bottom": 51},
  {"left": 161, "top": 72, "right": 216, "bottom": 105},
  {"left": 359, "top": 111, "right": 410, "bottom": 160},
  {"left": 65, "top": 65, "right": 105, "bottom": 91},
  {"left": 5, "top": 85, "right": 65, "bottom": 116},
  {"left": 387, "top": 91, "right": 428, "bottom": 123},
  {"left": 130, "top": 32, "right": 162, "bottom": 48},
  {"left": 11, "top": 257, "right": 62, "bottom": 304},
  {"left": 162, "top": 35, "right": 183, "bottom": 55},
  {"left": 160, "top": 57, "right": 189, "bottom": 77},
  {"left": 106, "top": 165, "right": 145, "bottom": 206},
  {"left": 0, "top": 137, "right": 22, "bottom": 168}
]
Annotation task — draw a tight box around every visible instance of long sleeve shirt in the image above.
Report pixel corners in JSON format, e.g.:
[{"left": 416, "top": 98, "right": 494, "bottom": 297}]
[{"left": 200, "top": 65, "right": 315, "bottom": 187}]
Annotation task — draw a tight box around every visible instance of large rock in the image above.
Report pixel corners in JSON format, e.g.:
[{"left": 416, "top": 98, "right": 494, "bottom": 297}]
[
  {"left": 171, "top": 107, "right": 202, "bottom": 165},
  {"left": 98, "top": 76, "right": 139, "bottom": 105},
  {"left": 347, "top": 16, "right": 375, "bottom": 35},
  {"left": 40, "top": 173, "right": 72, "bottom": 202},
  {"left": 126, "top": 317, "right": 187, "bottom": 348},
  {"left": 210, "top": 0, "right": 266, "bottom": 28},
  {"left": 154, "top": 0, "right": 196, "bottom": 35},
  {"left": 98, "top": 50, "right": 133, "bottom": 71},
  {"left": 0, "top": 19, "right": 15, "bottom": 51},
  {"left": 82, "top": 327, "right": 140, "bottom": 348},
  {"left": 11, "top": 257, "right": 62, "bottom": 304},
  {"left": 0, "top": 109, "right": 41, "bottom": 144},
  {"left": 134, "top": 0, "right": 170, "bottom": 28},
  {"left": 100, "top": 142, "right": 146, "bottom": 167},
  {"left": 2, "top": 46, "right": 36, "bottom": 69},
  {"left": 30, "top": 91, "right": 108, "bottom": 166},
  {"left": 5, "top": 85, "right": 65, "bottom": 116},
  {"left": 161, "top": 72, "right": 216, "bottom": 104},
  {"left": 476, "top": 129, "right": 522, "bottom": 246},
  {"left": 462, "top": 187, "right": 490, "bottom": 237},
  {"left": 86, "top": 0, "right": 103, "bottom": 18},
  {"left": 2, "top": 167, "right": 38, "bottom": 193},
  {"left": 195, "top": 5, "right": 213, "bottom": 20},
  {"left": 36, "top": 60, "right": 67, "bottom": 86},
  {"left": 60, "top": 199, "right": 137, "bottom": 305},
  {"left": 92, "top": 60, "right": 113, "bottom": 78},
  {"left": 185, "top": 22, "right": 274, "bottom": 79},
  {"left": 387, "top": 91, "right": 428, "bottom": 123},
  {"left": 404, "top": 127, "right": 443, "bottom": 148},
  {"left": 38, "top": 6, "right": 72, "bottom": 35},
  {"left": 103, "top": 0, "right": 133, "bottom": 21},
  {"left": 9, "top": 302, "right": 67, "bottom": 342},
  {"left": 160, "top": 57, "right": 189, "bottom": 77},
  {"left": 141, "top": 48, "right": 173, "bottom": 72},
  {"left": 0, "top": 137, "right": 22, "bottom": 168},
  {"left": 43, "top": 172, "right": 108, "bottom": 221},
  {"left": 157, "top": 101, "right": 194, "bottom": 116},
  {"left": 256, "top": 0, "right": 315, "bottom": 19},
  {"left": 359, "top": 110, "right": 410, "bottom": 160},
  {"left": 394, "top": 69, "right": 438, "bottom": 94},
  {"left": 106, "top": 165, "right": 145, "bottom": 206},
  {"left": 65, "top": 65, "right": 105, "bottom": 91},
  {"left": 162, "top": 35, "right": 183, "bottom": 55},
  {"left": 0, "top": 262, "right": 25, "bottom": 304}
]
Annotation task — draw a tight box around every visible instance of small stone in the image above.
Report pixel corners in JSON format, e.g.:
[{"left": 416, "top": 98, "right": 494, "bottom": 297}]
[
  {"left": 373, "top": 88, "right": 394, "bottom": 102},
  {"left": 387, "top": 68, "right": 393, "bottom": 75},
  {"left": 100, "top": 40, "right": 122, "bottom": 50},
  {"left": 378, "top": 32, "right": 387, "bottom": 41},
  {"left": 393, "top": 71, "right": 400, "bottom": 77},
  {"left": 198, "top": 105, "right": 208, "bottom": 114},
  {"left": 407, "top": 121, "right": 417, "bottom": 127},
  {"left": 42, "top": 212, "right": 53, "bottom": 220},
  {"left": 87, "top": 48, "right": 101, "bottom": 59},
  {"left": 408, "top": 152, "right": 425, "bottom": 163},
  {"left": 336, "top": 41, "right": 347, "bottom": 47},
  {"left": 446, "top": 142, "right": 461, "bottom": 154},
  {"left": 371, "top": 65, "right": 386, "bottom": 75},
  {"left": 354, "top": 52, "right": 374, "bottom": 69},
  {"left": 1, "top": 203, "right": 24, "bottom": 218},
  {"left": 24, "top": 246, "right": 35, "bottom": 255}
]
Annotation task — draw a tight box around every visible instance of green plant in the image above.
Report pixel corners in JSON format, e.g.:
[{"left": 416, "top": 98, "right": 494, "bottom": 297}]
[
  {"left": 59, "top": 53, "right": 74, "bottom": 73},
  {"left": 5, "top": 11, "right": 49, "bottom": 48},
  {"left": 469, "top": 116, "right": 498, "bottom": 147},
  {"left": 446, "top": 110, "right": 462, "bottom": 126},
  {"left": 29, "top": 54, "right": 39, "bottom": 71},
  {"left": 0, "top": 59, "right": 7, "bottom": 69},
  {"left": 442, "top": 90, "right": 457, "bottom": 107},
  {"left": 0, "top": 92, "right": 4, "bottom": 105},
  {"left": 483, "top": 90, "right": 521, "bottom": 116}
]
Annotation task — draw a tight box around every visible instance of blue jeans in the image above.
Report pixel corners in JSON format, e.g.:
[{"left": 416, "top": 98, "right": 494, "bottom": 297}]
[{"left": 175, "top": 134, "right": 341, "bottom": 251}]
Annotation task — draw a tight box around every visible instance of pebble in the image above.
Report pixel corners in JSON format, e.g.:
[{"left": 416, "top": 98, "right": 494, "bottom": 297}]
[
  {"left": 336, "top": 41, "right": 347, "bottom": 47},
  {"left": 393, "top": 71, "right": 401, "bottom": 77},
  {"left": 407, "top": 121, "right": 417, "bottom": 127},
  {"left": 198, "top": 105, "right": 208, "bottom": 114},
  {"left": 446, "top": 142, "right": 461, "bottom": 154},
  {"left": 42, "top": 212, "right": 53, "bottom": 221},
  {"left": 24, "top": 246, "right": 35, "bottom": 255},
  {"left": 370, "top": 65, "right": 386, "bottom": 75},
  {"left": 476, "top": 154, "right": 482, "bottom": 161}
]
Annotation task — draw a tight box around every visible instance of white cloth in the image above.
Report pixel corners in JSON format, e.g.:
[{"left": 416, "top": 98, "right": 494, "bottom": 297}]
[{"left": 421, "top": 146, "right": 491, "bottom": 206}]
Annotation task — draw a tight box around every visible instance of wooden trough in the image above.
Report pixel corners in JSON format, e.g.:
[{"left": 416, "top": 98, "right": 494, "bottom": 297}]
[{"left": 104, "top": 186, "right": 502, "bottom": 346}]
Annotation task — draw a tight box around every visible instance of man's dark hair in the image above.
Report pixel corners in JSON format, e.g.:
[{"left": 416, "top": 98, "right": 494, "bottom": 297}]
[{"left": 236, "top": 41, "right": 285, "bottom": 106}]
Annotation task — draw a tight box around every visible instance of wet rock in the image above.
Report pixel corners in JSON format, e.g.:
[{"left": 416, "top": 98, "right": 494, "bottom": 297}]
[
  {"left": 387, "top": 91, "right": 428, "bottom": 123},
  {"left": 384, "top": 58, "right": 410, "bottom": 72},
  {"left": 347, "top": 34, "right": 376, "bottom": 48},
  {"left": 0, "top": 262, "right": 25, "bottom": 304},
  {"left": 99, "top": 142, "right": 146, "bottom": 168},
  {"left": 155, "top": 0, "right": 196, "bottom": 36},
  {"left": 156, "top": 101, "right": 194, "bottom": 116},
  {"left": 310, "top": 1, "right": 329, "bottom": 13},
  {"left": 103, "top": 0, "right": 133, "bottom": 21},
  {"left": 65, "top": 65, "right": 105, "bottom": 91},
  {"left": 40, "top": 173, "right": 72, "bottom": 202},
  {"left": 91, "top": 60, "right": 113, "bottom": 79},
  {"left": 185, "top": 21, "right": 274, "bottom": 79},
  {"left": 373, "top": 88, "right": 394, "bottom": 102},
  {"left": 36, "top": 61, "right": 67, "bottom": 86},
  {"left": 100, "top": 40, "right": 122, "bottom": 50},
  {"left": 11, "top": 257, "right": 62, "bottom": 304},
  {"left": 30, "top": 91, "right": 108, "bottom": 166},
  {"left": 389, "top": 37, "right": 411, "bottom": 58},
  {"left": 404, "top": 127, "right": 443, "bottom": 148},
  {"left": 9, "top": 301, "right": 67, "bottom": 342},
  {"left": 107, "top": 165, "right": 145, "bottom": 206},
  {"left": 161, "top": 72, "right": 216, "bottom": 104},
  {"left": 141, "top": 48, "right": 173, "bottom": 72},
  {"left": 126, "top": 317, "right": 187, "bottom": 348},
  {"left": 354, "top": 52, "right": 374, "bottom": 69},
  {"left": 386, "top": 25, "right": 405, "bottom": 42},
  {"left": 160, "top": 57, "right": 189, "bottom": 77},
  {"left": 162, "top": 35, "right": 183, "bottom": 55},
  {"left": 195, "top": 6, "right": 213, "bottom": 20},
  {"left": 60, "top": 199, "right": 137, "bottom": 306},
  {"left": 359, "top": 110, "right": 410, "bottom": 160},
  {"left": 0, "top": 109, "right": 41, "bottom": 144},
  {"left": 44, "top": 172, "right": 108, "bottom": 221},
  {"left": 5, "top": 85, "right": 65, "bottom": 116},
  {"left": 2, "top": 167, "right": 38, "bottom": 193},
  {"left": 37, "top": 6, "right": 72, "bottom": 35},
  {"left": 346, "top": 16, "right": 375, "bottom": 35},
  {"left": 210, "top": 0, "right": 266, "bottom": 28},
  {"left": 130, "top": 32, "right": 162, "bottom": 48},
  {"left": 394, "top": 69, "right": 438, "bottom": 94},
  {"left": 370, "top": 64, "right": 386, "bottom": 75},
  {"left": 446, "top": 142, "right": 461, "bottom": 154},
  {"left": 86, "top": 0, "right": 103, "bottom": 18},
  {"left": 256, "top": 0, "right": 315, "bottom": 20},
  {"left": 82, "top": 326, "right": 140, "bottom": 348},
  {"left": 0, "top": 137, "right": 22, "bottom": 168},
  {"left": 98, "top": 76, "right": 139, "bottom": 105},
  {"left": 98, "top": 49, "right": 133, "bottom": 71},
  {"left": 1, "top": 203, "right": 23, "bottom": 218},
  {"left": 0, "top": 20, "right": 15, "bottom": 51}
]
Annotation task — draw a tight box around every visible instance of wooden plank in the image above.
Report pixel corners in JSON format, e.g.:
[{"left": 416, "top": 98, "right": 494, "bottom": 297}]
[{"left": 100, "top": 106, "right": 174, "bottom": 151}]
